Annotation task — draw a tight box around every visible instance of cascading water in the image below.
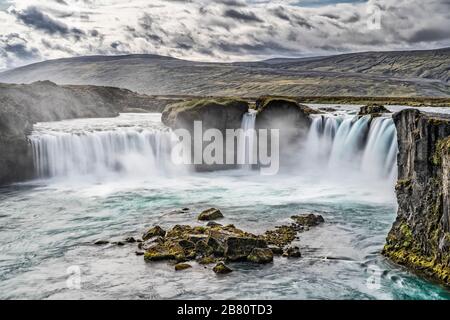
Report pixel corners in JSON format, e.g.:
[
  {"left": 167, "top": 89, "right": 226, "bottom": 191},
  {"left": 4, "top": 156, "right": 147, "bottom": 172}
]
[
  {"left": 29, "top": 114, "right": 180, "bottom": 179},
  {"left": 303, "top": 114, "right": 398, "bottom": 182},
  {"left": 240, "top": 110, "right": 257, "bottom": 169}
]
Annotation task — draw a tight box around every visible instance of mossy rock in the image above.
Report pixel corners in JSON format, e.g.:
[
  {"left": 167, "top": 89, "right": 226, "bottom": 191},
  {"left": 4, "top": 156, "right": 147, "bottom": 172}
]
[
  {"left": 247, "top": 248, "right": 274, "bottom": 264},
  {"left": 291, "top": 214, "right": 325, "bottom": 227},
  {"left": 213, "top": 262, "right": 233, "bottom": 274},
  {"left": 174, "top": 263, "right": 192, "bottom": 271},
  {"left": 282, "top": 246, "right": 302, "bottom": 258},
  {"left": 198, "top": 208, "right": 224, "bottom": 221},
  {"left": 358, "top": 104, "right": 391, "bottom": 116},
  {"left": 143, "top": 225, "right": 166, "bottom": 241},
  {"left": 161, "top": 98, "right": 249, "bottom": 129}
]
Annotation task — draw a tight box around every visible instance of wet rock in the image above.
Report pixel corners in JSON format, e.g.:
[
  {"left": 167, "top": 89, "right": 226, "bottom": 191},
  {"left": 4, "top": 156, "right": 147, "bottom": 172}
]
[
  {"left": 125, "top": 237, "right": 136, "bottom": 243},
  {"left": 198, "top": 208, "right": 224, "bottom": 221},
  {"left": 198, "top": 256, "right": 217, "bottom": 265},
  {"left": 268, "top": 245, "right": 283, "bottom": 255},
  {"left": 94, "top": 240, "right": 109, "bottom": 245},
  {"left": 206, "top": 221, "right": 222, "bottom": 227},
  {"left": 182, "top": 208, "right": 190, "bottom": 211},
  {"left": 291, "top": 214, "right": 325, "bottom": 227},
  {"left": 247, "top": 248, "right": 274, "bottom": 264},
  {"left": 195, "top": 240, "right": 214, "bottom": 258},
  {"left": 143, "top": 226, "right": 166, "bottom": 240},
  {"left": 358, "top": 104, "right": 391, "bottom": 116},
  {"left": 187, "top": 234, "right": 208, "bottom": 243},
  {"left": 224, "top": 237, "right": 267, "bottom": 261},
  {"left": 207, "top": 236, "right": 225, "bottom": 256},
  {"left": 135, "top": 251, "right": 145, "bottom": 256},
  {"left": 112, "top": 241, "right": 125, "bottom": 246},
  {"left": 319, "top": 107, "right": 337, "bottom": 112},
  {"left": 175, "top": 263, "right": 192, "bottom": 271},
  {"left": 213, "top": 262, "right": 233, "bottom": 274},
  {"left": 263, "top": 226, "right": 297, "bottom": 248},
  {"left": 144, "top": 245, "right": 175, "bottom": 261},
  {"left": 283, "top": 246, "right": 301, "bottom": 258}
]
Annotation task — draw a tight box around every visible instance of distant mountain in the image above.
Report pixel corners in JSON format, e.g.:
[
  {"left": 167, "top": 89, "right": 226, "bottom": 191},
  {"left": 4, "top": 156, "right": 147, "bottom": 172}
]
[{"left": 0, "top": 48, "right": 449, "bottom": 97}]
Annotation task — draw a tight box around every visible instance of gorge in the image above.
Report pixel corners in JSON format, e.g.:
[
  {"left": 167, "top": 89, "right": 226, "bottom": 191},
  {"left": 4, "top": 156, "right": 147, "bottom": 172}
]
[{"left": 0, "top": 82, "right": 449, "bottom": 298}]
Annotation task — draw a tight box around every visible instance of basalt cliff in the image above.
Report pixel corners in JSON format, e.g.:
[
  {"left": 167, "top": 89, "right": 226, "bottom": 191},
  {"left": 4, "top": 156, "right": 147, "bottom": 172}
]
[{"left": 383, "top": 109, "right": 450, "bottom": 287}]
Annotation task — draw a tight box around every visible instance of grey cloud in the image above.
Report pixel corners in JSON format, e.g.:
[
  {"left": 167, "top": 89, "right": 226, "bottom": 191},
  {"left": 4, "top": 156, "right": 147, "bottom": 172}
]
[
  {"left": 13, "top": 6, "right": 85, "bottom": 37},
  {"left": 409, "top": 28, "right": 450, "bottom": 43},
  {"left": 223, "top": 9, "right": 262, "bottom": 23}
]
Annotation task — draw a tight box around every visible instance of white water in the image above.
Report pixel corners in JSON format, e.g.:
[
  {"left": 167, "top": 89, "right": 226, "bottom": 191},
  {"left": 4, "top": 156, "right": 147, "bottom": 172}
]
[
  {"left": 302, "top": 115, "right": 397, "bottom": 183},
  {"left": 29, "top": 114, "right": 181, "bottom": 179},
  {"left": 240, "top": 110, "right": 257, "bottom": 169}
]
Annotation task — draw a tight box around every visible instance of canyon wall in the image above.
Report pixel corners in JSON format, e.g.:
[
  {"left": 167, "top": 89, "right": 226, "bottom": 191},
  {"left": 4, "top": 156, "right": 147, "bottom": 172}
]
[{"left": 383, "top": 109, "right": 450, "bottom": 287}]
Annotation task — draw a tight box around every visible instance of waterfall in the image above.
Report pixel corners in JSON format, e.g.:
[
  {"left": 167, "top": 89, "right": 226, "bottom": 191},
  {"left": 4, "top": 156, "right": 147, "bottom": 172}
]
[
  {"left": 29, "top": 112, "right": 398, "bottom": 182},
  {"left": 240, "top": 110, "right": 257, "bottom": 169},
  {"left": 303, "top": 114, "right": 398, "bottom": 181},
  {"left": 29, "top": 114, "right": 180, "bottom": 179}
]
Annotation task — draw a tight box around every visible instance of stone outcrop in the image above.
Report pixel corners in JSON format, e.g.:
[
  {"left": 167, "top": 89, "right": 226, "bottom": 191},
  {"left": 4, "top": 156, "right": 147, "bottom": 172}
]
[
  {"left": 383, "top": 109, "right": 450, "bottom": 287},
  {"left": 162, "top": 98, "right": 249, "bottom": 130},
  {"left": 255, "top": 97, "right": 319, "bottom": 168},
  {"left": 197, "top": 208, "right": 224, "bottom": 221},
  {"left": 0, "top": 81, "right": 167, "bottom": 185},
  {"left": 358, "top": 104, "right": 391, "bottom": 117},
  {"left": 162, "top": 98, "right": 249, "bottom": 171}
]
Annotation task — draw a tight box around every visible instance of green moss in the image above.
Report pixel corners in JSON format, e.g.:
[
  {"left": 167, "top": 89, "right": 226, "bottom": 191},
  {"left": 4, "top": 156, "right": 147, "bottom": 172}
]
[{"left": 432, "top": 137, "right": 450, "bottom": 166}]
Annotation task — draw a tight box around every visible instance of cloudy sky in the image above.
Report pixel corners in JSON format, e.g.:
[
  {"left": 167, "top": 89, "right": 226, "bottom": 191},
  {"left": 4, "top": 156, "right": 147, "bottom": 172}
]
[{"left": 0, "top": 0, "right": 449, "bottom": 70}]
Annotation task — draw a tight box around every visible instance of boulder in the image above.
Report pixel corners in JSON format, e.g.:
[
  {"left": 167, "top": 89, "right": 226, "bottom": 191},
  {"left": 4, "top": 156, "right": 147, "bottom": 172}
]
[
  {"left": 213, "top": 262, "right": 233, "bottom": 274},
  {"left": 247, "top": 248, "right": 274, "bottom": 264},
  {"left": 198, "top": 208, "right": 224, "bottom": 221},
  {"left": 283, "top": 246, "right": 301, "bottom": 258},
  {"left": 94, "top": 240, "right": 109, "bottom": 245},
  {"left": 224, "top": 236, "right": 267, "bottom": 261},
  {"left": 143, "top": 226, "right": 166, "bottom": 240},
  {"left": 175, "top": 263, "right": 192, "bottom": 271},
  {"left": 358, "top": 104, "right": 391, "bottom": 116},
  {"left": 291, "top": 214, "right": 325, "bottom": 227}
]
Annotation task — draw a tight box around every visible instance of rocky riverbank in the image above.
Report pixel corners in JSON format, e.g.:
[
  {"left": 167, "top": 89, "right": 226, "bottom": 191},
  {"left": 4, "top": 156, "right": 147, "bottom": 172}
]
[{"left": 383, "top": 109, "right": 450, "bottom": 287}]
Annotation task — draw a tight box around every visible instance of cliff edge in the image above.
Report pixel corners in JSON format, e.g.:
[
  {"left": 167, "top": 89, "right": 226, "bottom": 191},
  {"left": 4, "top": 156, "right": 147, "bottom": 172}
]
[{"left": 383, "top": 109, "right": 450, "bottom": 286}]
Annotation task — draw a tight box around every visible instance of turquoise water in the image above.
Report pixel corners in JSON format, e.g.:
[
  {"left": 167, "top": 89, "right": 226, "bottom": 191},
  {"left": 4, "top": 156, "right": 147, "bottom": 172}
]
[
  {"left": 0, "top": 171, "right": 449, "bottom": 300},
  {"left": 1, "top": 110, "right": 449, "bottom": 300}
]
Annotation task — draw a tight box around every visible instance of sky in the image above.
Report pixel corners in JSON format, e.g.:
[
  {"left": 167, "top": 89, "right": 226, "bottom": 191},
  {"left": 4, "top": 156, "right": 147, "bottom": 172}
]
[{"left": 0, "top": 0, "right": 449, "bottom": 70}]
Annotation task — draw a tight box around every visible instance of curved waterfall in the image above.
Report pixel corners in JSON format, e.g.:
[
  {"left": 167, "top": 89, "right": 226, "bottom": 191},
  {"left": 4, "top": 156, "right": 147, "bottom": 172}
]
[
  {"left": 29, "top": 112, "right": 398, "bottom": 182},
  {"left": 29, "top": 114, "right": 179, "bottom": 179},
  {"left": 303, "top": 114, "right": 398, "bottom": 181}
]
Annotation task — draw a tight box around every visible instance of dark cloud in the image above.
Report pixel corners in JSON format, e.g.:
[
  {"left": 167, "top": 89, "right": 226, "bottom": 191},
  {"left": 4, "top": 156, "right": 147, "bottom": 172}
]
[
  {"left": 13, "top": 6, "right": 85, "bottom": 37},
  {"left": 409, "top": 28, "right": 450, "bottom": 43},
  {"left": 223, "top": 9, "right": 262, "bottom": 23},
  {"left": 270, "top": 6, "right": 313, "bottom": 29}
]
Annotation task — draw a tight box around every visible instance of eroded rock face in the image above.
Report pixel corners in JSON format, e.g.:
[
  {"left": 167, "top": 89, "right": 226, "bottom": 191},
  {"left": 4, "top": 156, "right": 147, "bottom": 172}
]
[
  {"left": 358, "top": 104, "right": 391, "bottom": 116},
  {"left": 383, "top": 109, "right": 450, "bottom": 287},
  {"left": 255, "top": 97, "right": 319, "bottom": 168},
  {"left": 255, "top": 97, "right": 317, "bottom": 136},
  {"left": 162, "top": 98, "right": 249, "bottom": 171}
]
